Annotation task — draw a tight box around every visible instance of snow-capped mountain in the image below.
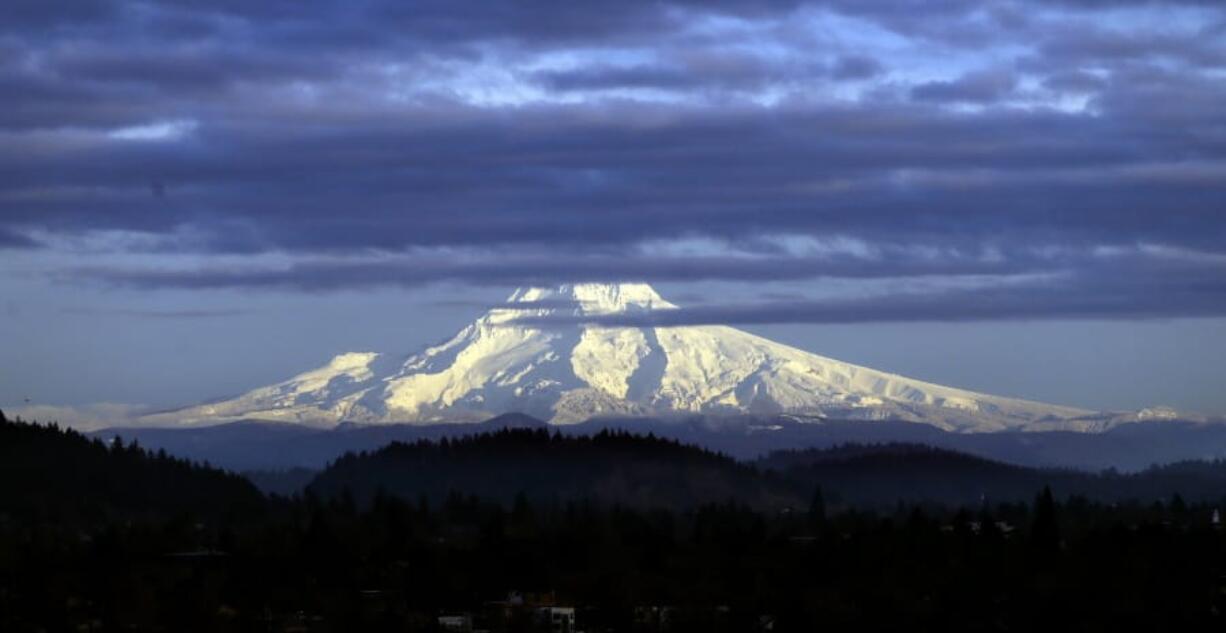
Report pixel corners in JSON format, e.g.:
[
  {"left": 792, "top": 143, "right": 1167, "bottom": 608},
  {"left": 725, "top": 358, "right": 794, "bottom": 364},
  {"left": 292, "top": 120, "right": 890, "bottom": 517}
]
[{"left": 145, "top": 283, "right": 1138, "bottom": 432}]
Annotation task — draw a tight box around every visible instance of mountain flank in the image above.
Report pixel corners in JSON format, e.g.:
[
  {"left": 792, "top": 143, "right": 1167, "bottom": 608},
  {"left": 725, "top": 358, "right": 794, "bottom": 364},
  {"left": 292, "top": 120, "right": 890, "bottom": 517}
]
[{"left": 139, "top": 282, "right": 1185, "bottom": 432}]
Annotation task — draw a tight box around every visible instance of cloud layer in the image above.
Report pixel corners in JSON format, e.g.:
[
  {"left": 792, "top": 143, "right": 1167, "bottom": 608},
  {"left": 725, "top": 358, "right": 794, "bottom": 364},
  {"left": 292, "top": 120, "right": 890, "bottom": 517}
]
[
  {"left": 513, "top": 256, "right": 1226, "bottom": 327},
  {"left": 2, "top": 0, "right": 1224, "bottom": 322}
]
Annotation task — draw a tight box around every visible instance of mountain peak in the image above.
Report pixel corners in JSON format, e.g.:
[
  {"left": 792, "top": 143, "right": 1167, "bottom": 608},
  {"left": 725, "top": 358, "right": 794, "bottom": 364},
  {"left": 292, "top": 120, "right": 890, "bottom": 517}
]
[
  {"left": 506, "top": 282, "right": 676, "bottom": 315},
  {"left": 153, "top": 282, "right": 1104, "bottom": 432}
]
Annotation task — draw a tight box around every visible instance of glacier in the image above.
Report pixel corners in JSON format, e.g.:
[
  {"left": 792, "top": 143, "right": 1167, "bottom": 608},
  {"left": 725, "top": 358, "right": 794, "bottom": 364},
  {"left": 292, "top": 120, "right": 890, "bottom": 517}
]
[{"left": 142, "top": 282, "right": 1165, "bottom": 432}]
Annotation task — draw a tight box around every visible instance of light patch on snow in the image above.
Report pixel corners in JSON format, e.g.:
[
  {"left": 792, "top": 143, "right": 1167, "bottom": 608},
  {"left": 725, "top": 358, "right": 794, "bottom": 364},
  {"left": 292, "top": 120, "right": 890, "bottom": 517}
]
[{"left": 571, "top": 327, "right": 652, "bottom": 400}]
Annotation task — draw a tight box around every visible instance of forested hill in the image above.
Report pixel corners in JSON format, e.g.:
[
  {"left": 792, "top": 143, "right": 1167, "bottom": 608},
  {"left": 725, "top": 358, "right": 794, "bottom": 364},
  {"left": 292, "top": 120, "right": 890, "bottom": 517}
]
[
  {"left": 0, "top": 410, "right": 264, "bottom": 522},
  {"left": 762, "top": 443, "right": 1226, "bottom": 507},
  {"left": 307, "top": 427, "right": 803, "bottom": 509}
]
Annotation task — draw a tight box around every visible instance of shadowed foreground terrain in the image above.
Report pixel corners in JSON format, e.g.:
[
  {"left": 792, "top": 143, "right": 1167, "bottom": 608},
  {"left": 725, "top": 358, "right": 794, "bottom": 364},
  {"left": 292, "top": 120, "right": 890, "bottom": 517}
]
[
  {"left": 6, "top": 411, "right": 1226, "bottom": 631},
  {"left": 759, "top": 443, "right": 1226, "bottom": 507}
]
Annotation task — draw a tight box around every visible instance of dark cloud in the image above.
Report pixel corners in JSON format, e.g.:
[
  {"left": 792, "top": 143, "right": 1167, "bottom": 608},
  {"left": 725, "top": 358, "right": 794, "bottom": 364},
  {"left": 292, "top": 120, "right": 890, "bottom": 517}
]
[
  {"left": 1, "top": 0, "right": 1223, "bottom": 325},
  {"left": 0, "top": 0, "right": 797, "bottom": 53},
  {"left": 534, "top": 65, "right": 710, "bottom": 92},
  {"left": 533, "top": 52, "right": 836, "bottom": 93},
  {"left": 4, "top": 96, "right": 1222, "bottom": 255},
  {"left": 0, "top": 228, "right": 39, "bottom": 249},
  {"left": 52, "top": 48, "right": 340, "bottom": 93},
  {"left": 1037, "top": 25, "right": 1226, "bottom": 69},
  {"left": 911, "top": 70, "right": 1019, "bottom": 103},
  {"left": 72, "top": 250, "right": 1057, "bottom": 292},
  {"left": 60, "top": 307, "right": 249, "bottom": 319},
  {"left": 509, "top": 257, "right": 1226, "bottom": 326},
  {"left": 71, "top": 247, "right": 1226, "bottom": 326},
  {"left": 3, "top": 0, "right": 117, "bottom": 30},
  {"left": 831, "top": 55, "right": 884, "bottom": 80},
  {"left": 1042, "top": 70, "right": 1108, "bottom": 93}
]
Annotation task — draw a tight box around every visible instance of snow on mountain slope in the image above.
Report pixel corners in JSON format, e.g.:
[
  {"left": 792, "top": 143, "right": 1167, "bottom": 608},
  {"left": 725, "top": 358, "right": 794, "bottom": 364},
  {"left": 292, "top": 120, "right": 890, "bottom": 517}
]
[
  {"left": 146, "top": 282, "right": 1110, "bottom": 431},
  {"left": 155, "top": 352, "right": 390, "bottom": 425}
]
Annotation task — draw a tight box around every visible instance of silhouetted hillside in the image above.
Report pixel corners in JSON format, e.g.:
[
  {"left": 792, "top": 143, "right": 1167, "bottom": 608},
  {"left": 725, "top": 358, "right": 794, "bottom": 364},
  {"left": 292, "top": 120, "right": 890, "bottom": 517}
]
[
  {"left": 583, "top": 416, "right": 1226, "bottom": 469},
  {"left": 0, "top": 410, "right": 264, "bottom": 522},
  {"left": 92, "top": 412, "right": 549, "bottom": 471},
  {"left": 307, "top": 427, "right": 802, "bottom": 509},
  {"left": 759, "top": 443, "right": 1073, "bottom": 506},
  {"left": 762, "top": 443, "right": 1226, "bottom": 507}
]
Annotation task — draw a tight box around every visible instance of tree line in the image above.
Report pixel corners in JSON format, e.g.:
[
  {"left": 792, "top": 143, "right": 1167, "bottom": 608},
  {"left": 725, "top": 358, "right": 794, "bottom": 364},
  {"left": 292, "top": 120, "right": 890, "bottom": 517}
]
[{"left": 4, "top": 411, "right": 1226, "bottom": 631}]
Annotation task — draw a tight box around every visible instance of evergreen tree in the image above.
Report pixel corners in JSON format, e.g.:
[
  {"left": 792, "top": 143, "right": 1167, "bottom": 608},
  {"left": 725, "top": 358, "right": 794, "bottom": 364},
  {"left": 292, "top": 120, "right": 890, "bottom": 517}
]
[
  {"left": 808, "top": 486, "right": 827, "bottom": 532},
  {"left": 1031, "top": 486, "right": 1060, "bottom": 551}
]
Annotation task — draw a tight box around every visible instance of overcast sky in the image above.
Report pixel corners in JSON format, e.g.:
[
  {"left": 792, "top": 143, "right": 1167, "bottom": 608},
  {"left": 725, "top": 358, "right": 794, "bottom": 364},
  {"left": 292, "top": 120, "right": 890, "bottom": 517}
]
[{"left": 2, "top": 0, "right": 1225, "bottom": 423}]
